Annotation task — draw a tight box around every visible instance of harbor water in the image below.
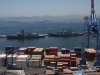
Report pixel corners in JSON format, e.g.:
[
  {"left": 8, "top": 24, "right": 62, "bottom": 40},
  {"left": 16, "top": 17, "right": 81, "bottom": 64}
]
[{"left": 0, "top": 21, "right": 96, "bottom": 51}]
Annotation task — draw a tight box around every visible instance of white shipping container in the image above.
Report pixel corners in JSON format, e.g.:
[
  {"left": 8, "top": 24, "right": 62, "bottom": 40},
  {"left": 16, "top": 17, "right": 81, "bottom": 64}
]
[
  {"left": 17, "top": 55, "right": 30, "bottom": 60},
  {"left": 28, "top": 60, "right": 41, "bottom": 67},
  {"left": 16, "top": 60, "right": 27, "bottom": 68}
]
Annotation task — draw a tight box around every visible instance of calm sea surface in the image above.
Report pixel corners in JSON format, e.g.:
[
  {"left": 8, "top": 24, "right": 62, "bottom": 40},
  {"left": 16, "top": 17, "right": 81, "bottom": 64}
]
[{"left": 0, "top": 21, "right": 96, "bottom": 51}]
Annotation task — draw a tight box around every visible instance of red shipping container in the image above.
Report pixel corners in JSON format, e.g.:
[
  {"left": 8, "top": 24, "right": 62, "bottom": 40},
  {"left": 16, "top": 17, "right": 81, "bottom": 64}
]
[
  {"left": 49, "top": 52, "right": 57, "bottom": 56},
  {"left": 27, "top": 46, "right": 36, "bottom": 53},
  {"left": 44, "top": 59, "right": 50, "bottom": 66},
  {"left": 71, "top": 57, "right": 76, "bottom": 60},
  {"left": 55, "top": 56, "right": 60, "bottom": 59},
  {"left": 44, "top": 62, "right": 50, "bottom": 66},
  {"left": 49, "top": 47, "right": 58, "bottom": 51},
  {"left": 60, "top": 56, "right": 70, "bottom": 59},
  {"left": 50, "top": 47, "right": 58, "bottom": 49},
  {"left": 71, "top": 53, "right": 76, "bottom": 57},
  {"left": 57, "top": 64, "right": 63, "bottom": 67},
  {"left": 71, "top": 60, "right": 76, "bottom": 65},
  {"left": 62, "top": 62, "right": 68, "bottom": 66},
  {"left": 55, "top": 56, "right": 60, "bottom": 62},
  {"left": 61, "top": 48, "right": 66, "bottom": 54}
]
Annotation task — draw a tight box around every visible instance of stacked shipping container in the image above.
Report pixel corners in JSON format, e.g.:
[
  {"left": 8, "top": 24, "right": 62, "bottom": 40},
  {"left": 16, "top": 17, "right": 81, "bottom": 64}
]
[
  {"left": 7, "top": 54, "right": 18, "bottom": 65},
  {"left": 44, "top": 55, "right": 50, "bottom": 66},
  {"left": 16, "top": 55, "right": 30, "bottom": 68},
  {"left": 54, "top": 56, "right": 60, "bottom": 62},
  {"left": 49, "top": 47, "right": 58, "bottom": 55},
  {"left": 85, "top": 48, "right": 96, "bottom": 60},
  {"left": 50, "top": 55, "right": 55, "bottom": 62},
  {"left": 61, "top": 48, "right": 66, "bottom": 54},
  {"left": 18, "top": 47, "right": 27, "bottom": 55},
  {"left": 70, "top": 53, "right": 76, "bottom": 67},
  {"left": 60, "top": 54, "right": 70, "bottom": 66},
  {"left": 45, "top": 47, "right": 58, "bottom": 55},
  {"left": 33, "top": 48, "right": 44, "bottom": 59},
  {"left": 29, "top": 55, "right": 42, "bottom": 68},
  {"left": 27, "top": 46, "right": 36, "bottom": 55}
]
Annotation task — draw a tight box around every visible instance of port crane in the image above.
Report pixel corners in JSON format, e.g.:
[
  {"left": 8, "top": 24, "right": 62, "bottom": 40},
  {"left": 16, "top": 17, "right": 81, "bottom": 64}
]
[
  {"left": 80, "top": 0, "right": 100, "bottom": 66},
  {"left": 5, "top": 46, "right": 20, "bottom": 69}
]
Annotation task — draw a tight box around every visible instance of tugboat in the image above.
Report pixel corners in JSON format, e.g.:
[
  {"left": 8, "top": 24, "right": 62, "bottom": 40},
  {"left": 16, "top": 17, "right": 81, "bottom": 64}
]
[
  {"left": 48, "top": 28, "right": 83, "bottom": 37},
  {"left": 6, "top": 29, "right": 45, "bottom": 39}
]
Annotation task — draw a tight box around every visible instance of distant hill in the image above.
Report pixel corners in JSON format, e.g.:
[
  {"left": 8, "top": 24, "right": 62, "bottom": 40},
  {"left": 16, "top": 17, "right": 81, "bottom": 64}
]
[{"left": 0, "top": 15, "right": 84, "bottom": 22}]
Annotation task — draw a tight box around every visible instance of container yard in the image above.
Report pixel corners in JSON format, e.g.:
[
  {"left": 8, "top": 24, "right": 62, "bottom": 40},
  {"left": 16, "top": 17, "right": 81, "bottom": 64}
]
[
  {"left": 0, "top": 0, "right": 100, "bottom": 75},
  {"left": 0, "top": 46, "right": 100, "bottom": 75}
]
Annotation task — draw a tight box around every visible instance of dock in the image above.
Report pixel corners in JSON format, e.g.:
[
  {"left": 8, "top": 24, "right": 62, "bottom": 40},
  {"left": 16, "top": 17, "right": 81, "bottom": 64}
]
[{"left": 0, "top": 34, "right": 49, "bottom": 38}]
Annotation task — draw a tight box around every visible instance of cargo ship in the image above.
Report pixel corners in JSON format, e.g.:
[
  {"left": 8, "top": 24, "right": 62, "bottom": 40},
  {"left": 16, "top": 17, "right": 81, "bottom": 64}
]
[
  {"left": 6, "top": 29, "right": 45, "bottom": 39},
  {"left": 48, "top": 28, "right": 83, "bottom": 37}
]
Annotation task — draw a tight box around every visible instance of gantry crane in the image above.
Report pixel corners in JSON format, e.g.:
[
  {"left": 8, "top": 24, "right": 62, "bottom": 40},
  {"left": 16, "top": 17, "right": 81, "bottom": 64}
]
[
  {"left": 5, "top": 46, "right": 20, "bottom": 69},
  {"left": 80, "top": 0, "right": 100, "bottom": 66}
]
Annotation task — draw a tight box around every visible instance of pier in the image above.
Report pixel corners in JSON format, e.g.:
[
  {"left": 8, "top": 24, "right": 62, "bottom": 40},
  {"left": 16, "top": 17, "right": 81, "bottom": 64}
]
[{"left": 0, "top": 35, "right": 6, "bottom": 38}]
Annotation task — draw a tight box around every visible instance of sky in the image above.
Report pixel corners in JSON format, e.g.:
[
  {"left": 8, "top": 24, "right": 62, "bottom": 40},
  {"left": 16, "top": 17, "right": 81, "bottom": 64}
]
[{"left": 0, "top": 0, "right": 100, "bottom": 17}]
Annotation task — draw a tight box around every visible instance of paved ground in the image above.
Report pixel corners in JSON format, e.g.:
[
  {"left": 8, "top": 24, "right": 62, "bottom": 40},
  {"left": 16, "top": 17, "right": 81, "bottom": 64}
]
[{"left": 7, "top": 70, "right": 25, "bottom": 75}]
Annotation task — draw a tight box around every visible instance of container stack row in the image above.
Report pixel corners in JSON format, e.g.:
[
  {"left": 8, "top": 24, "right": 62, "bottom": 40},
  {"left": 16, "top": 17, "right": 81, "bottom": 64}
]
[
  {"left": 7, "top": 54, "right": 18, "bottom": 65},
  {"left": 45, "top": 47, "right": 58, "bottom": 55},
  {"left": 16, "top": 55, "right": 30, "bottom": 69},
  {"left": 56, "top": 62, "right": 63, "bottom": 72},
  {"left": 70, "top": 52, "right": 76, "bottom": 67},
  {"left": 85, "top": 48, "right": 96, "bottom": 60},
  {"left": 44, "top": 53, "right": 76, "bottom": 68},
  {"left": 28, "top": 55, "right": 42, "bottom": 68},
  {"left": 33, "top": 48, "right": 44, "bottom": 59}
]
